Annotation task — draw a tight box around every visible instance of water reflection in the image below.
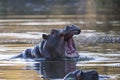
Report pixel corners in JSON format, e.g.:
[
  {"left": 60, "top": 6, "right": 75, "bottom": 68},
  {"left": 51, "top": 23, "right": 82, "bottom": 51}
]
[
  {"left": 0, "top": 19, "right": 120, "bottom": 80},
  {"left": 0, "top": 60, "right": 43, "bottom": 80},
  {"left": 0, "top": 59, "right": 76, "bottom": 80},
  {"left": 26, "top": 59, "right": 76, "bottom": 79},
  {"left": 0, "top": 58, "right": 119, "bottom": 80}
]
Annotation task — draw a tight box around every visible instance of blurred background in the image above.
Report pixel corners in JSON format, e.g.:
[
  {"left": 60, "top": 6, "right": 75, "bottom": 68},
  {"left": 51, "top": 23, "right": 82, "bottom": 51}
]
[{"left": 0, "top": 0, "right": 120, "bottom": 32}]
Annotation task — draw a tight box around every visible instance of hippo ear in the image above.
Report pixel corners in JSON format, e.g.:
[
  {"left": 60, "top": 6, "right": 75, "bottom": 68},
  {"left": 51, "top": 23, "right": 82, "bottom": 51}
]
[{"left": 42, "top": 34, "right": 49, "bottom": 39}]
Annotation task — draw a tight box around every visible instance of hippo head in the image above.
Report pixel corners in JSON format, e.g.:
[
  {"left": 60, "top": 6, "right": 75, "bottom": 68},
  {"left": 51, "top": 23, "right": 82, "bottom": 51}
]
[
  {"left": 64, "top": 70, "right": 98, "bottom": 80},
  {"left": 40, "top": 25, "right": 81, "bottom": 59}
]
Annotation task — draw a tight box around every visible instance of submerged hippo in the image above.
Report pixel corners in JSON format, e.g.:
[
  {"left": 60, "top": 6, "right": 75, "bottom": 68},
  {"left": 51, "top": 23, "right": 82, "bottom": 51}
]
[
  {"left": 64, "top": 70, "right": 98, "bottom": 80},
  {"left": 11, "top": 25, "right": 81, "bottom": 60}
]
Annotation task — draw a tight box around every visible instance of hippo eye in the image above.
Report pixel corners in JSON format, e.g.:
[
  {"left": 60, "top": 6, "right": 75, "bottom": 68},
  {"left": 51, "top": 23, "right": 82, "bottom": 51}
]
[{"left": 51, "top": 29, "right": 58, "bottom": 35}]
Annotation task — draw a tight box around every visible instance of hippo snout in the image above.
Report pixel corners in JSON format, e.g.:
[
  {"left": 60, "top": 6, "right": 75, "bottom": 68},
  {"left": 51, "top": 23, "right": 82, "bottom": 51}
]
[
  {"left": 72, "top": 29, "right": 81, "bottom": 35},
  {"left": 63, "top": 25, "right": 81, "bottom": 35}
]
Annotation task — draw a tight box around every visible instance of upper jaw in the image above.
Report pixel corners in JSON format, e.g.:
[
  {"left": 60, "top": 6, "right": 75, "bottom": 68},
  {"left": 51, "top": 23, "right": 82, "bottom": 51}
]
[
  {"left": 64, "top": 30, "right": 80, "bottom": 41},
  {"left": 64, "top": 27, "right": 81, "bottom": 41},
  {"left": 63, "top": 25, "right": 81, "bottom": 35},
  {"left": 64, "top": 28, "right": 81, "bottom": 36}
]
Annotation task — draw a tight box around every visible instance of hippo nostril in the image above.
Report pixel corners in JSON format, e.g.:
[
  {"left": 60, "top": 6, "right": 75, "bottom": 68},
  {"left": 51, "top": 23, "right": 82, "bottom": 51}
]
[
  {"left": 73, "top": 30, "right": 81, "bottom": 34},
  {"left": 77, "top": 29, "right": 81, "bottom": 34},
  {"left": 78, "top": 29, "right": 81, "bottom": 34}
]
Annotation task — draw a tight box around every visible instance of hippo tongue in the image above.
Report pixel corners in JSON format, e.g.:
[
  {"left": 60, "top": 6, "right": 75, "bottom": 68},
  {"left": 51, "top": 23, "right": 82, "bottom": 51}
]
[
  {"left": 67, "top": 38, "right": 75, "bottom": 51},
  {"left": 65, "top": 38, "right": 78, "bottom": 58}
]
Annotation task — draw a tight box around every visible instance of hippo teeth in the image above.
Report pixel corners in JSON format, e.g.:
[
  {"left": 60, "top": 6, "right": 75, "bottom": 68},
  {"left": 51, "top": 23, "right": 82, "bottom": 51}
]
[{"left": 65, "top": 38, "right": 78, "bottom": 58}]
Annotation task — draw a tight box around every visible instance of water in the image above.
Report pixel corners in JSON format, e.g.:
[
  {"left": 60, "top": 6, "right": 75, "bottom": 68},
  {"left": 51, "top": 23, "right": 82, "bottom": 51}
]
[{"left": 0, "top": 19, "right": 120, "bottom": 80}]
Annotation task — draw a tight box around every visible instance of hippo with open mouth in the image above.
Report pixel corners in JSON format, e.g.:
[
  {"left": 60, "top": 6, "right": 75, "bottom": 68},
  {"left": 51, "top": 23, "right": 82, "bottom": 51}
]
[
  {"left": 11, "top": 25, "right": 99, "bottom": 80},
  {"left": 11, "top": 25, "right": 81, "bottom": 60}
]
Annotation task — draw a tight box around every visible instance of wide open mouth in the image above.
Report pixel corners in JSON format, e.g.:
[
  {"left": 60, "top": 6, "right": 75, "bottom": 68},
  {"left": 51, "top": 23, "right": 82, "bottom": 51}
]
[{"left": 64, "top": 30, "right": 80, "bottom": 58}]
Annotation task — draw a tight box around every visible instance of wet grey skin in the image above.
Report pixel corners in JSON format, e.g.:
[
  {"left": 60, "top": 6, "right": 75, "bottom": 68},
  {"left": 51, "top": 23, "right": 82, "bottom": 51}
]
[
  {"left": 11, "top": 25, "right": 81, "bottom": 60},
  {"left": 64, "top": 70, "right": 98, "bottom": 80}
]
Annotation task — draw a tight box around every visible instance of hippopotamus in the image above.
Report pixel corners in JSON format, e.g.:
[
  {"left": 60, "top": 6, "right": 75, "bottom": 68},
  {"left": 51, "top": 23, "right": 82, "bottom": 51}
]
[
  {"left": 11, "top": 25, "right": 81, "bottom": 60},
  {"left": 11, "top": 25, "right": 99, "bottom": 80},
  {"left": 64, "top": 70, "right": 98, "bottom": 80}
]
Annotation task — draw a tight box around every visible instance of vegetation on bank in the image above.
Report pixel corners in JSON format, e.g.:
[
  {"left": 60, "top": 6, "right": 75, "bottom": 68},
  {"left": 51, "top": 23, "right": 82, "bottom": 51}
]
[{"left": 0, "top": 0, "right": 119, "bottom": 16}]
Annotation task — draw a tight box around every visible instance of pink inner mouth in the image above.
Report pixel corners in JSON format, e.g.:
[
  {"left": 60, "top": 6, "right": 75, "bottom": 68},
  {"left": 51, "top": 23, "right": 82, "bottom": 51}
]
[{"left": 65, "top": 37, "right": 79, "bottom": 58}]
